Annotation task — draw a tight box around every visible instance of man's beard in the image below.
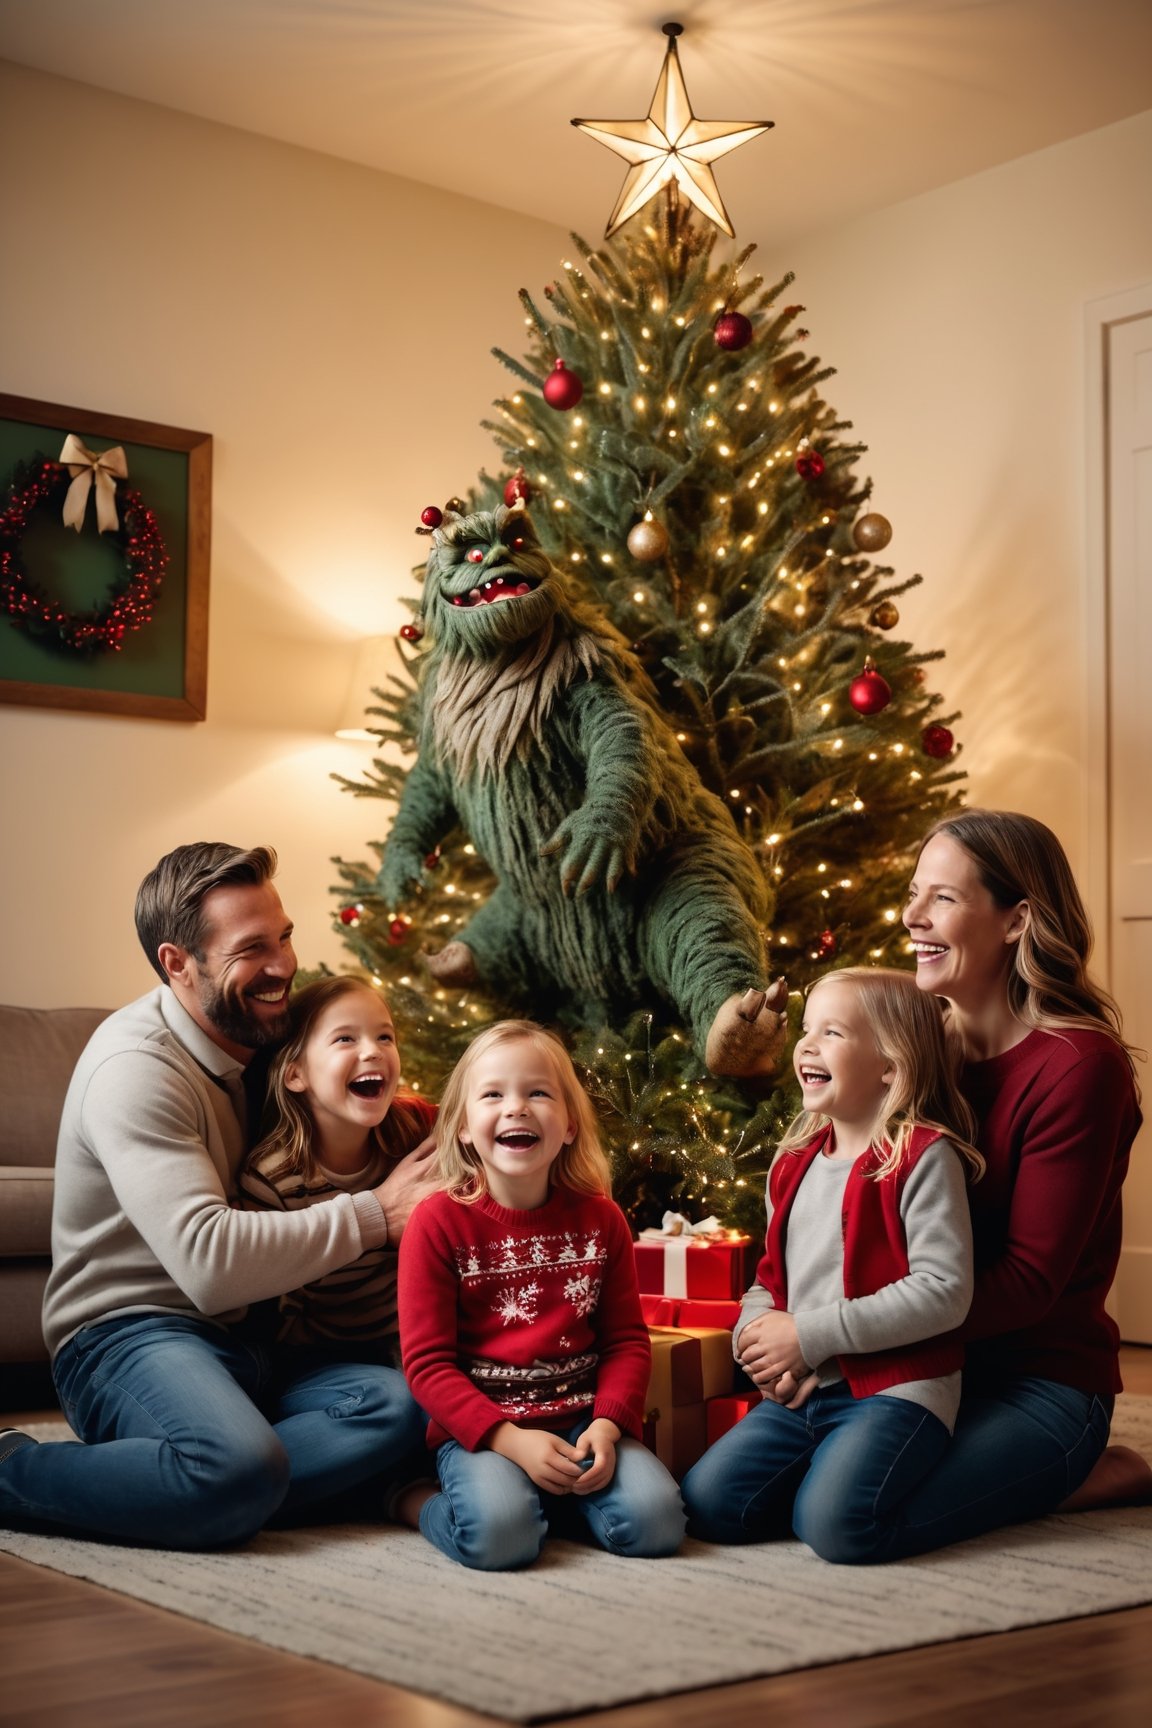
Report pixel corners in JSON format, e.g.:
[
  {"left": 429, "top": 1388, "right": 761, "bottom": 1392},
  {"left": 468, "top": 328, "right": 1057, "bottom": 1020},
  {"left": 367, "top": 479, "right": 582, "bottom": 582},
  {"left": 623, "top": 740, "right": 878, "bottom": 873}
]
[{"left": 199, "top": 977, "right": 290, "bottom": 1050}]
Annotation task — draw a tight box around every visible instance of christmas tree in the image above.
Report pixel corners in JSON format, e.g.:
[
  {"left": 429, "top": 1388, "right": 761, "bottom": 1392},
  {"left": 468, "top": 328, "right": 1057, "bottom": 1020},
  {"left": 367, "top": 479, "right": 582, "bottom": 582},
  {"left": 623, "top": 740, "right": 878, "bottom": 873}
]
[{"left": 330, "top": 42, "right": 963, "bottom": 1232}]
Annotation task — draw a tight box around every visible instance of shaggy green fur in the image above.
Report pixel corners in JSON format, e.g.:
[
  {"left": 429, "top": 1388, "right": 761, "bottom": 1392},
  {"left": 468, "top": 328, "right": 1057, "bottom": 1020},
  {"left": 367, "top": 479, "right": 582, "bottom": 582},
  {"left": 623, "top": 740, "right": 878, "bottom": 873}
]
[{"left": 378, "top": 506, "right": 772, "bottom": 1053}]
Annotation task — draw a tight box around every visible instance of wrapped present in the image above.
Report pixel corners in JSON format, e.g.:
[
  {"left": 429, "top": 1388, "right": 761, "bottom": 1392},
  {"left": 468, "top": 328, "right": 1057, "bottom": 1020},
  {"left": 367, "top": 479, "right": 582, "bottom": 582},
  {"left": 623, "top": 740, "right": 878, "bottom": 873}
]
[
  {"left": 643, "top": 1402, "right": 708, "bottom": 1479},
  {"left": 647, "top": 1325, "right": 735, "bottom": 1406},
  {"left": 646, "top": 1327, "right": 703, "bottom": 1408},
  {"left": 635, "top": 1213, "right": 754, "bottom": 1300},
  {"left": 706, "top": 1394, "right": 759, "bottom": 1446},
  {"left": 640, "top": 1293, "right": 681, "bottom": 1327},
  {"left": 678, "top": 1298, "right": 743, "bottom": 1330}
]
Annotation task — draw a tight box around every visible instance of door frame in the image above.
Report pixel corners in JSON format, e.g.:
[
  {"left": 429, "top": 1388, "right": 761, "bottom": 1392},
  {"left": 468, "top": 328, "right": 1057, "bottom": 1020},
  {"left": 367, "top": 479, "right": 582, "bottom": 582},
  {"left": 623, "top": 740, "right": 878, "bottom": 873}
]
[{"left": 1082, "top": 281, "right": 1152, "bottom": 983}]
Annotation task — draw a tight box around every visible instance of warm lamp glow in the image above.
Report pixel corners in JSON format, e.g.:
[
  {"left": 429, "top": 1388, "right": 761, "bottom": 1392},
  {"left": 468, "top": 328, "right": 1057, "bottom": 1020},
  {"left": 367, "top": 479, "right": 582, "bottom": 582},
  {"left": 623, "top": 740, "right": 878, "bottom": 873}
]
[{"left": 335, "top": 635, "right": 402, "bottom": 740}]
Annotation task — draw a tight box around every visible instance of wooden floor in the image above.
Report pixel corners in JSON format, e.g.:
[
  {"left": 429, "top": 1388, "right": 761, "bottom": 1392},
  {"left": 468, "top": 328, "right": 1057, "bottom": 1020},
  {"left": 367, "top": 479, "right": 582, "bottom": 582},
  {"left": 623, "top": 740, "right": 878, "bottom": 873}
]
[{"left": 3, "top": 1348, "right": 1151, "bottom": 1728}]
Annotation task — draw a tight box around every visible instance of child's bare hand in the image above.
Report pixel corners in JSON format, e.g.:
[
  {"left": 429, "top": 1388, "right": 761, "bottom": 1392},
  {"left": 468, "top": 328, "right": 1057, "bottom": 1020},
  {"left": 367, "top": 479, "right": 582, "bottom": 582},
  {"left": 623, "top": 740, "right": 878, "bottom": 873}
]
[
  {"left": 372, "top": 1138, "right": 440, "bottom": 1243},
  {"left": 762, "top": 1369, "right": 819, "bottom": 1409},
  {"left": 490, "top": 1424, "right": 584, "bottom": 1494},
  {"left": 737, "top": 1308, "right": 808, "bottom": 1384},
  {"left": 570, "top": 1418, "right": 620, "bottom": 1494}
]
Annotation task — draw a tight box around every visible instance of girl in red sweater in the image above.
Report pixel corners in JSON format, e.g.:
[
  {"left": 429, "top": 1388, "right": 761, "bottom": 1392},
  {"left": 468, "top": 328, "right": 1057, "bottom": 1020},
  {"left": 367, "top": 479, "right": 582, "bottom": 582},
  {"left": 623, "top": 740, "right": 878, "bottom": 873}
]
[
  {"left": 681, "top": 968, "right": 983, "bottom": 1559},
  {"left": 396, "top": 1019, "right": 685, "bottom": 1569}
]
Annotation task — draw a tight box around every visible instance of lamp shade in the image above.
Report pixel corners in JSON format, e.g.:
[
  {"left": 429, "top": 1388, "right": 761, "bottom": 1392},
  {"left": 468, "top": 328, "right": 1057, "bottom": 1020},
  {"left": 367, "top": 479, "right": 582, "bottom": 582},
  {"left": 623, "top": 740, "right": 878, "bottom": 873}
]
[{"left": 335, "top": 635, "right": 402, "bottom": 740}]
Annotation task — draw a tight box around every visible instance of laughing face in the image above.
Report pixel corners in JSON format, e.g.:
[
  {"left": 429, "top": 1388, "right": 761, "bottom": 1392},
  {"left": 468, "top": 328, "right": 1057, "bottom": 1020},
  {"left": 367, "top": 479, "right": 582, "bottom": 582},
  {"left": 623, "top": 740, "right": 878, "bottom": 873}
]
[
  {"left": 423, "top": 505, "right": 559, "bottom": 655},
  {"left": 163, "top": 880, "right": 297, "bottom": 1059},
  {"left": 459, "top": 1036, "right": 576, "bottom": 1209},
  {"left": 284, "top": 984, "right": 401, "bottom": 1148},
  {"left": 903, "top": 832, "right": 1027, "bottom": 1012},
  {"left": 793, "top": 978, "right": 894, "bottom": 1144}
]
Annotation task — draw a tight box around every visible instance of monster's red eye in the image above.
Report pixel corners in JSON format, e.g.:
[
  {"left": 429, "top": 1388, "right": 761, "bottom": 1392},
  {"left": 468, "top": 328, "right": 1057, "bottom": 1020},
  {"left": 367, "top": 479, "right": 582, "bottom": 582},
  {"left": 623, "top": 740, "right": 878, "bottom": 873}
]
[
  {"left": 465, "top": 547, "right": 484, "bottom": 563},
  {"left": 512, "top": 537, "right": 525, "bottom": 549}
]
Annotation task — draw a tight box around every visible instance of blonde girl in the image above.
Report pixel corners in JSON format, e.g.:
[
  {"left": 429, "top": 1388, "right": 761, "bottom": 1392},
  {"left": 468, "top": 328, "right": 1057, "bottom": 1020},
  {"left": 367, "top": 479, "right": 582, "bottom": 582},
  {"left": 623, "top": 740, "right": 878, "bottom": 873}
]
[
  {"left": 681, "top": 968, "right": 981, "bottom": 1562},
  {"left": 396, "top": 1019, "right": 685, "bottom": 1569},
  {"left": 241, "top": 976, "right": 436, "bottom": 1356}
]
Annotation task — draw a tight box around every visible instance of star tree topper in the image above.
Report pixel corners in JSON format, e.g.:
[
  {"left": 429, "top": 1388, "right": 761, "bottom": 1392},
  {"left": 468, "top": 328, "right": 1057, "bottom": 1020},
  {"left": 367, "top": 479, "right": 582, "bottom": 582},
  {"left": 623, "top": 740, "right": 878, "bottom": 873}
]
[{"left": 572, "top": 21, "right": 773, "bottom": 238}]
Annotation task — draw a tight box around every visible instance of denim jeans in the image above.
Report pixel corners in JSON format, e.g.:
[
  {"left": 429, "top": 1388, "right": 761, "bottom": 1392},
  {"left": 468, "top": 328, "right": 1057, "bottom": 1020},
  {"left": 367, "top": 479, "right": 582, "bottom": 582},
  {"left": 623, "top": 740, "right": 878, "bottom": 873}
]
[
  {"left": 421, "top": 1423, "right": 687, "bottom": 1570},
  {"left": 681, "top": 1376, "right": 1112, "bottom": 1565},
  {"left": 0, "top": 1312, "right": 426, "bottom": 1549}
]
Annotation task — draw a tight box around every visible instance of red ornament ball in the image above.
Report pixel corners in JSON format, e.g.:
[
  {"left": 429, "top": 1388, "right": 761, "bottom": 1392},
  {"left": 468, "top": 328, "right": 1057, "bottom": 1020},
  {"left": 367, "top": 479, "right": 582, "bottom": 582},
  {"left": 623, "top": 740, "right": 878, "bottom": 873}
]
[
  {"left": 387, "top": 916, "right": 412, "bottom": 946},
  {"left": 542, "top": 358, "right": 584, "bottom": 411},
  {"left": 817, "top": 928, "right": 837, "bottom": 960},
  {"left": 424, "top": 848, "right": 441, "bottom": 870},
  {"left": 399, "top": 622, "right": 423, "bottom": 643},
  {"left": 849, "top": 660, "right": 893, "bottom": 715},
  {"left": 420, "top": 505, "right": 443, "bottom": 529},
  {"left": 503, "top": 468, "right": 532, "bottom": 507},
  {"left": 796, "top": 451, "right": 826, "bottom": 482},
  {"left": 922, "top": 724, "right": 955, "bottom": 759},
  {"left": 714, "top": 311, "right": 753, "bottom": 351},
  {"left": 338, "top": 904, "right": 364, "bottom": 928}
]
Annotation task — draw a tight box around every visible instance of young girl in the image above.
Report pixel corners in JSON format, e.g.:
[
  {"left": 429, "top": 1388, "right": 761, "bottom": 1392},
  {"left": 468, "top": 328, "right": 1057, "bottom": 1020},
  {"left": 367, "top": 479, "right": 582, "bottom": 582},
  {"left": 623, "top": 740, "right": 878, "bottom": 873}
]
[
  {"left": 241, "top": 976, "right": 436, "bottom": 1358},
  {"left": 396, "top": 1019, "right": 686, "bottom": 1570},
  {"left": 681, "top": 967, "right": 983, "bottom": 1564}
]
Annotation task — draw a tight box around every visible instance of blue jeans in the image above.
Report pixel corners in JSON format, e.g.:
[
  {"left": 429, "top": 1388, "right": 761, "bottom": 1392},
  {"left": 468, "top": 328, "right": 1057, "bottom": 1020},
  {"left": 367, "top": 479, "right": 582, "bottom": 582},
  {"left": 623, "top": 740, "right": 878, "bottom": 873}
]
[
  {"left": 681, "top": 1383, "right": 951, "bottom": 1562},
  {"left": 0, "top": 1312, "right": 426, "bottom": 1549},
  {"left": 681, "top": 1377, "right": 1112, "bottom": 1564},
  {"left": 421, "top": 1424, "right": 687, "bottom": 1570}
]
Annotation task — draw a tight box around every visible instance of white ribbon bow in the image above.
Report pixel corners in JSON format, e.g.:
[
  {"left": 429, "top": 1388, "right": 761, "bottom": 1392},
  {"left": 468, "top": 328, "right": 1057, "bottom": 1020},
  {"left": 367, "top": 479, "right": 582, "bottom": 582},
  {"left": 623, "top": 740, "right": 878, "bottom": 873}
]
[
  {"left": 58, "top": 434, "right": 128, "bottom": 534},
  {"left": 639, "top": 1211, "right": 722, "bottom": 1240}
]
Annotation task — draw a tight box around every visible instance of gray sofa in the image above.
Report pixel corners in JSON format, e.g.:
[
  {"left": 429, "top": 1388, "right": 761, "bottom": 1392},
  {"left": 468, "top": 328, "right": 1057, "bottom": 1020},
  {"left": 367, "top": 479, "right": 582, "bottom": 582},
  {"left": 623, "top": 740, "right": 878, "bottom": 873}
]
[{"left": 0, "top": 1004, "right": 110, "bottom": 1365}]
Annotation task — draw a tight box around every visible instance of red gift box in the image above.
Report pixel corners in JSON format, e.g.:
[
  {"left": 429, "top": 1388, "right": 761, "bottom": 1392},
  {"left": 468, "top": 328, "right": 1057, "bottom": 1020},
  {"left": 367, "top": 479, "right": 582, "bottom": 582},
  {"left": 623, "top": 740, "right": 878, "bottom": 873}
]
[
  {"left": 640, "top": 1294, "right": 681, "bottom": 1326},
  {"left": 678, "top": 1298, "right": 743, "bottom": 1330},
  {"left": 706, "top": 1394, "right": 759, "bottom": 1445},
  {"left": 634, "top": 1223, "right": 753, "bottom": 1301}
]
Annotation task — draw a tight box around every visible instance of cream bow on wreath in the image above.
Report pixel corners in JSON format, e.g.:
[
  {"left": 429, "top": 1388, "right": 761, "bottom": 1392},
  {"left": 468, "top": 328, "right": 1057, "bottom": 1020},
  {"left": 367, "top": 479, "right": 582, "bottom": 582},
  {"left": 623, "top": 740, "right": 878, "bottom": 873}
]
[{"left": 58, "top": 434, "right": 128, "bottom": 535}]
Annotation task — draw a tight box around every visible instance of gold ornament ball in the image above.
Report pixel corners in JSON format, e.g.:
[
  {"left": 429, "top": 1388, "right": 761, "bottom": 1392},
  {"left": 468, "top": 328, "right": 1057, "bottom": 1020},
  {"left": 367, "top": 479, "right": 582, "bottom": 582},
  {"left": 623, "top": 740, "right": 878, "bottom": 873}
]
[
  {"left": 870, "top": 600, "right": 900, "bottom": 630},
  {"left": 853, "top": 512, "right": 893, "bottom": 553},
  {"left": 627, "top": 517, "right": 670, "bottom": 562}
]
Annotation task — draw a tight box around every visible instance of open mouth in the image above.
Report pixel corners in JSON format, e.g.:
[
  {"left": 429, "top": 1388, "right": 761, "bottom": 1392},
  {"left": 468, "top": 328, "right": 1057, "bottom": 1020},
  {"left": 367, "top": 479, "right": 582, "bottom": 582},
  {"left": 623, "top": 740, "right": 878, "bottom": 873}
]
[
  {"left": 911, "top": 943, "right": 948, "bottom": 962},
  {"left": 495, "top": 1130, "right": 540, "bottom": 1150},
  {"left": 348, "top": 1076, "right": 385, "bottom": 1099},
  {"left": 799, "top": 1066, "right": 831, "bottom": 1086},
  {"left": 449, "top": 572, "right": 541, "bottom": 608}
]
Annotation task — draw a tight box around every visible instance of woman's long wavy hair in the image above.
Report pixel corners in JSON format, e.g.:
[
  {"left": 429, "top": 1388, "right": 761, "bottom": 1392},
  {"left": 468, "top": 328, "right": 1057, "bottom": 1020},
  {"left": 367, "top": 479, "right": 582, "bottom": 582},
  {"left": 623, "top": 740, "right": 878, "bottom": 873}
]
[
  {"left": 250, "top": 976, "right": 429, "bottom": 1185},
  {"left": 924, "top": 808, "right": 1139, "bottom": 1082},
  {"left": 778, "top": 967, "right": 984, "bottom": 1181},
  {"left": 434, "top": 1019, "right": 612, "bottom": 1204}
]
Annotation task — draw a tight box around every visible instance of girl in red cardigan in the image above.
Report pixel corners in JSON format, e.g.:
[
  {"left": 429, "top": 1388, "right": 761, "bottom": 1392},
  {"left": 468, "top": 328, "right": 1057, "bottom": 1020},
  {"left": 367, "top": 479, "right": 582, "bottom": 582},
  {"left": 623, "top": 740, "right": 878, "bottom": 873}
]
[
  {"left": 396, "top": 1019, "right": 685, "bottom": 1570},
  {"left": 681, "top": 968, "right": 983, "bottom": 1560}
]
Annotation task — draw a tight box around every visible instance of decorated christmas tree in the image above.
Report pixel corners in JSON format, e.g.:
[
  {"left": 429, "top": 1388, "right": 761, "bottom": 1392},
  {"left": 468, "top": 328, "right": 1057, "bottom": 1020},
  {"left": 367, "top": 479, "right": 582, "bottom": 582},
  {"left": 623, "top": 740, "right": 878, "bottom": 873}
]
[{"left": 329, "top": 27, "right": 964, "bottom": 1231}]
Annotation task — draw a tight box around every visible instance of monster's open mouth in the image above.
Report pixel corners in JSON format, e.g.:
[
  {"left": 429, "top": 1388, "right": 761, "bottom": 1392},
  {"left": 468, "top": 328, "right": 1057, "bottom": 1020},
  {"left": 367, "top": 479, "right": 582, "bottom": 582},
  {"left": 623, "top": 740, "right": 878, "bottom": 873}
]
[{"left": 449, "top": 572, "right": 541, "bottom": 608}]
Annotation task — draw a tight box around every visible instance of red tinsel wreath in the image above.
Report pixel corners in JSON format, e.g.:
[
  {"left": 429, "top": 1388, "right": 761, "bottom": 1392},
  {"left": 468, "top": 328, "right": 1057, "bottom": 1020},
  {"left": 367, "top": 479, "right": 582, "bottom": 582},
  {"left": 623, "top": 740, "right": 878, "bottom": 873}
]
[{"left": 0, "top": 455, "right": 169, "bottom": 654}]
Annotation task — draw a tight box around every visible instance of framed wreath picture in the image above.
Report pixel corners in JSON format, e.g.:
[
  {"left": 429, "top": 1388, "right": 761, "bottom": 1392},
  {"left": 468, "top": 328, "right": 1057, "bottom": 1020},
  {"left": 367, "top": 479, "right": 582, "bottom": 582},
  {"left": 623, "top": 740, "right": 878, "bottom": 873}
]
[{"left": 0, "top": 393, "right": 211, "bottom": 721}]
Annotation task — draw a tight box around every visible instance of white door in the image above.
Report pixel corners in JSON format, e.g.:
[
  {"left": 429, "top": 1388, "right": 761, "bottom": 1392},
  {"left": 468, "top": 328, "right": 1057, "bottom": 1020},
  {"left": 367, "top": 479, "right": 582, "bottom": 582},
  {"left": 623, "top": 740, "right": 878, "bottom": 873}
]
[{"left": 1108, "top": 308, "right": 1152, "bottom": 1343}]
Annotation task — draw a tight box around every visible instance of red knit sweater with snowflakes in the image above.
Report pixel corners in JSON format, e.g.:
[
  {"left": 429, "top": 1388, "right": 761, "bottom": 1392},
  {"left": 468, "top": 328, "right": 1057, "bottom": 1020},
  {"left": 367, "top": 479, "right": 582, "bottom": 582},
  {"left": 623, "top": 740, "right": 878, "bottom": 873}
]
[{"left": 398, "top": 1186, "right": 651, "bottom": 1451}]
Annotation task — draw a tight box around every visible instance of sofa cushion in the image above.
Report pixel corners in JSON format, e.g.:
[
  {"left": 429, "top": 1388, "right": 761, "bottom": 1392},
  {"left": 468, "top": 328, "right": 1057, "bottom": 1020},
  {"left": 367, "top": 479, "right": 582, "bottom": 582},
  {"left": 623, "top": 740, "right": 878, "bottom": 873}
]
[
  {"left": 0, "top": 1167, "right": 54, "bottom": 1255},
  {"left": 0, "top": 1004, "right": 111, "bottom": 1169}
]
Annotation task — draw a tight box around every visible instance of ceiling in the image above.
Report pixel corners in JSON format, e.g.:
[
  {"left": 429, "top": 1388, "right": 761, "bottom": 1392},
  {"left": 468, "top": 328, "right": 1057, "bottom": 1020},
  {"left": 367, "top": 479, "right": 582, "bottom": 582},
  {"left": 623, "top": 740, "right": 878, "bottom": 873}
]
[{"left": 2, "top": 0, "right": 1150, "bottom": 249}]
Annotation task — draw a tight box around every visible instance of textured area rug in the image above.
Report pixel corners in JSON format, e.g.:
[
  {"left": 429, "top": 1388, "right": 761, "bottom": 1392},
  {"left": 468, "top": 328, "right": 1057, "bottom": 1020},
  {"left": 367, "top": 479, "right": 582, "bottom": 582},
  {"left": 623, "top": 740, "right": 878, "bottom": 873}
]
[{"left": 2, "top": 1398, "right": 1151, "bottom": 1723}]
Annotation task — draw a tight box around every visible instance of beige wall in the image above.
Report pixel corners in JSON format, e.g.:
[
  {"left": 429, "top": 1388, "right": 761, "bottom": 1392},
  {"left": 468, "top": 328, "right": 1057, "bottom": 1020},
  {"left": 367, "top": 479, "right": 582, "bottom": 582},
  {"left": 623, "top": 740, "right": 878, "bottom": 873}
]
[
  {"left": 0, "top": 62, "right": 567, "bottom": 1008},
  {"left": 761, "top": 107, "right": 1152, "bottom": 939},
  {"left": 2, "top": 61, "right": 1150, "bottom": 1008}
]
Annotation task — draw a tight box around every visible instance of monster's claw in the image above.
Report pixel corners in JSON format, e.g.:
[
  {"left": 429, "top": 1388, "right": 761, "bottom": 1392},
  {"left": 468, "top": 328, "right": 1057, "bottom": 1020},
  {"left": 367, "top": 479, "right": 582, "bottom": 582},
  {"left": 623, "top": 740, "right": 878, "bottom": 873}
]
[
  {"left": 419, "top": 941, "right": 479, "bottom": 985},
  {"left": 705, "top": 979, "right": 789, "bottom": 1079}
]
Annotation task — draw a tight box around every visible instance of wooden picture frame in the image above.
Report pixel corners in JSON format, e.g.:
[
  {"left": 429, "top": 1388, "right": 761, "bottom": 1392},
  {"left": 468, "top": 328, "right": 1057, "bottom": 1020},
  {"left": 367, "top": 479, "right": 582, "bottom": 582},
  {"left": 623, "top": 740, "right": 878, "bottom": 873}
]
[{"left": 0, "top": 393, "right": 212, "bottom": 721}]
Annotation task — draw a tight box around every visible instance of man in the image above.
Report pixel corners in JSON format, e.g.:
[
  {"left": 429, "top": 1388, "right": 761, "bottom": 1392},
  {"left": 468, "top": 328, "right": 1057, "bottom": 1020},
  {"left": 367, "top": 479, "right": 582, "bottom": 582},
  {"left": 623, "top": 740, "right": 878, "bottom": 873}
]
[{"left": 0, "top": 843, "right": 439, "bottom": 1548}]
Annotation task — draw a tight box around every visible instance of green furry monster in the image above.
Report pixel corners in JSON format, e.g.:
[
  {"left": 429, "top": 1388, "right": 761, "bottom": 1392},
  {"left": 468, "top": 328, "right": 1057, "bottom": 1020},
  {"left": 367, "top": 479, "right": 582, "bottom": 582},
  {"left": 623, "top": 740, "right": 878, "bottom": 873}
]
[{"left": 378, "top": 504, "right": 786, "bottom": 1076}]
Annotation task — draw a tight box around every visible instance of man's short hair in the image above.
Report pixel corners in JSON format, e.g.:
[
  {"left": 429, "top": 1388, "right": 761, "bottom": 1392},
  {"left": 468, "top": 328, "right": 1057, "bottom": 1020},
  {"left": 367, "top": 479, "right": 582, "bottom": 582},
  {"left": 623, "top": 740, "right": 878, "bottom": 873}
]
[{"left": 135, "top": 843, "right": 278, "bottom": 982}]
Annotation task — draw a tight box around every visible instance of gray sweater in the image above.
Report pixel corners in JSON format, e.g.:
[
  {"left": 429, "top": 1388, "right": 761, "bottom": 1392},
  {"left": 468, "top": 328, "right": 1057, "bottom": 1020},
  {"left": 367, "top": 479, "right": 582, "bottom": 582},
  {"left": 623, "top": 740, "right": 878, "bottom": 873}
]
[{"left": 42, "top": 987, "right": 387, "bottom": 1357}]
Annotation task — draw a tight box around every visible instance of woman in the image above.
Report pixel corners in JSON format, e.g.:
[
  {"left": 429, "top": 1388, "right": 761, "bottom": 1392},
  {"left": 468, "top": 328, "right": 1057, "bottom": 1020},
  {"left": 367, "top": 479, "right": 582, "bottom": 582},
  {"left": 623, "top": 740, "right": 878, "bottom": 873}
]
[{"left": 892, "top": 807, "right": 1148, "bottom": 1550}]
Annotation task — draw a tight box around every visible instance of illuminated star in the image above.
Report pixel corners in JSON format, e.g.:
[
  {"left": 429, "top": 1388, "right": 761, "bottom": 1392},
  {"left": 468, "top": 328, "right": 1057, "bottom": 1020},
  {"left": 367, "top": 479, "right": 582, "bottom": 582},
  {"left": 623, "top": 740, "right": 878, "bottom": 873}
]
[{"left": 572, "top": 22, "right": 773, "bottom": 239}]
